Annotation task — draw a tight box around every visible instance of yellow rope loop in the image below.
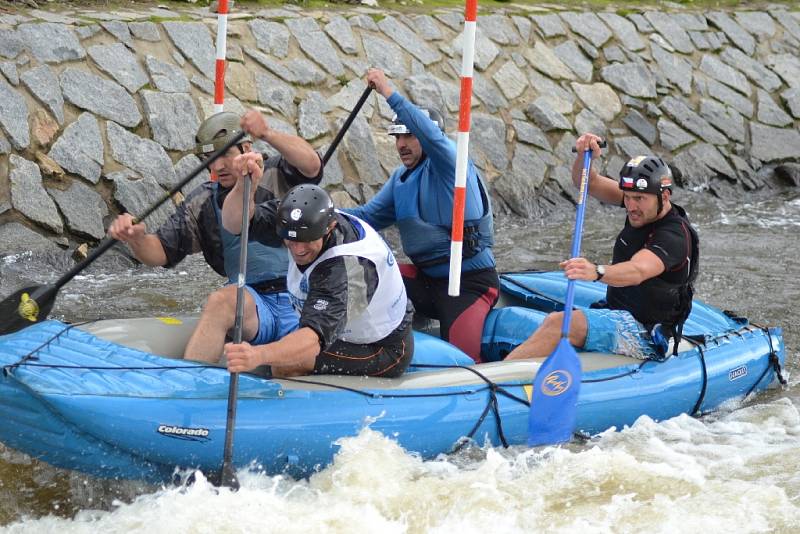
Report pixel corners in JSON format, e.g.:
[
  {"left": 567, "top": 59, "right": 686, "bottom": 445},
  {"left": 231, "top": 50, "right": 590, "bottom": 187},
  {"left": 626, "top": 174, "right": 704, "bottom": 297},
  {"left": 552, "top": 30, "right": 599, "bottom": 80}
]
[{"left": 18, "top": 293, "right": 40, "bottom": 322}]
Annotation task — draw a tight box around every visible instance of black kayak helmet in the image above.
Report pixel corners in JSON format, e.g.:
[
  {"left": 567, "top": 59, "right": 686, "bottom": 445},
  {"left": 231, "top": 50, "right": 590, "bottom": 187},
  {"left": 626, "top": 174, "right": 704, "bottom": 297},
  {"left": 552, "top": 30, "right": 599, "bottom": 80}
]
[
  {"left": 277, "top": 184, "right": 335, "bottom": 242},
  {"left": 618, "top": 155, "right": 673, "bottom": 195},
  {"left": 387, "top": 107, "right": 446, "bottom": 135},
  {"left": 619, "top": 155, "right": 674, "bottom": 214}
]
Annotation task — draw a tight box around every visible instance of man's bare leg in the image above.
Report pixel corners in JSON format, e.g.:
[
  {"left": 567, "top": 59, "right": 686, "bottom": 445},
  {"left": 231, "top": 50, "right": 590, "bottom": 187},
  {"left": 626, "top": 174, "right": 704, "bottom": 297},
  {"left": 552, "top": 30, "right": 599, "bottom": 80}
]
[
  {"left": 184, "top": 285, "right": 261, "bottom": 363},
  {"left": 505, "top": 310, "right": 589, "bottom": 360}
]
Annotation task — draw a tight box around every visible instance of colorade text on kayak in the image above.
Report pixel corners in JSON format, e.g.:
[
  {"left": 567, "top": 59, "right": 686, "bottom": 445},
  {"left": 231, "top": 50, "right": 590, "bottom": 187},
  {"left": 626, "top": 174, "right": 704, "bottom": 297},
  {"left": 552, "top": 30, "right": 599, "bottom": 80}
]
[{"left": 157, "top": 425, "right": 211, "bottom": 441}]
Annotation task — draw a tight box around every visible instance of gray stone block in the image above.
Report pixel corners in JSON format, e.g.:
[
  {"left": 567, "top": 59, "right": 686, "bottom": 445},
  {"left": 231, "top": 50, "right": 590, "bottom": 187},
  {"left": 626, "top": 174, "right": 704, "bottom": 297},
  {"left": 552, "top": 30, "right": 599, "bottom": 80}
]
[
  {"left": 708, "top": 11, "right": 756, "bottom": 56},
  {"left": 0, "top": 77, "right": 29, "bottom": 149},
  {"left": 141, "top": 91, "right": 201, "bottom": 151},
  {"left": 9, "top": 154, "right": 63, "bottom": 233},
  {"left": 107, "top": 121, "right": 177, "bottom": 189},
  {"left": 600, "top": 62, "right": 657, "bottom": 99},
  {"left": 48, "top": 113, "right": 104, "bottom": 184},
  {"left": 163, "top": 21, "right": 215, "bottom": 74},
  {"left": 60, "top": 68, "right": 141, "bottom": 127},
  {"left": 17, "top": 22, "right": 84, "bottom": 63},
  {"left": 756, "top": 88, "right": 793, "bottom": 127},
  {"left": 100, "top": 20, "right": 134, "bottom": 48},
  {"left": 750, "top": 123, "right": 800, "bottom": 162},
  {"left": 87, "top": 43, "right": 148, "bottom": 93},
  {"left": 47, "top": 181, "right": 108, "bottom": 240},
  {"left": 249, "top": 20, "right": 289, "bottom": 58},
  {"left": 286, "top": 17, "right": 344, "bottom": 77},
  {"left": 145, "top": 55, "right": 190, "bottom": 93}
]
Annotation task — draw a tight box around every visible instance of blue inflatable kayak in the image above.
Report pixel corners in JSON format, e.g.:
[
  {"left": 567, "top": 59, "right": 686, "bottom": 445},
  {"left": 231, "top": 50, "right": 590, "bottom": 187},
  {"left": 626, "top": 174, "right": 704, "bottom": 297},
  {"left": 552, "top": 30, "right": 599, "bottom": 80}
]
[{"left": 0, "top": 272, "right": 785, "bottom": 483}]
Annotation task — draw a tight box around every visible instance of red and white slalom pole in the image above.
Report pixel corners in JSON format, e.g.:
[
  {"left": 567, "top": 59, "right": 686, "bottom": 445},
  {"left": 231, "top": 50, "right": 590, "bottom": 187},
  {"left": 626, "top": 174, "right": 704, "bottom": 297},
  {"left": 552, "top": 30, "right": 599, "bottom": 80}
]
[
  {"left": 448, "top": 0, "right": 477, "bottom": 297},
  {"left": 209, "top": 0, "right": 229, "bottom": 182},
  {"left": 213, "top": 0, "right": 229, "bottom": 115}
]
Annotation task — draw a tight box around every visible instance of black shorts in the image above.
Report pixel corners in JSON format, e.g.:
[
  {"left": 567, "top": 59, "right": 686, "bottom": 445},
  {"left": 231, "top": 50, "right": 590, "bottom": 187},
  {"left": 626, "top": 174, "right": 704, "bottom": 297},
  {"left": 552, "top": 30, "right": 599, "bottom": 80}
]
[
  {"left": 313, "top": 321, "right": 414, "bottom": 378},
  {"left": 400, "top": 265, "right": 499, "bottom": 362}
]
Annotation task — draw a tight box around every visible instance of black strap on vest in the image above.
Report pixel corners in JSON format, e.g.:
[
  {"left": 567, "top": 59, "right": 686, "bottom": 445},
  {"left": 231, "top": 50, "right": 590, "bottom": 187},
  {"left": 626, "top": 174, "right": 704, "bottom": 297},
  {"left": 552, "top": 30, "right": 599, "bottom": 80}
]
[{"left": 667, "top": 219, "right": 700, "bottom": 356}]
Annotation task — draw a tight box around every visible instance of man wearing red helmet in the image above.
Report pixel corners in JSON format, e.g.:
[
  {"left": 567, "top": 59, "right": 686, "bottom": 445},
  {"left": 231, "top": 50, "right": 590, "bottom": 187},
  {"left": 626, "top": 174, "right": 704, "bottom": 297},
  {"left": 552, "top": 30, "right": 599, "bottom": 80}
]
[{"left": 507, "top": 132, "right": 699, "bottom": 361}]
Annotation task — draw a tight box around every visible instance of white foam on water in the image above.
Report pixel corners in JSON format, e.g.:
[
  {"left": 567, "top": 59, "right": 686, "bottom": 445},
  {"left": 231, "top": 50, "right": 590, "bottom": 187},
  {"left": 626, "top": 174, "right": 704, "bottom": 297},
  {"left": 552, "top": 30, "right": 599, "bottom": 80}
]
[
  {"left": 3, "top": 398, "right": 800, "bottom": 534},
  {"left": 712, "top": 195, "right": 800, "bottom": 229}
]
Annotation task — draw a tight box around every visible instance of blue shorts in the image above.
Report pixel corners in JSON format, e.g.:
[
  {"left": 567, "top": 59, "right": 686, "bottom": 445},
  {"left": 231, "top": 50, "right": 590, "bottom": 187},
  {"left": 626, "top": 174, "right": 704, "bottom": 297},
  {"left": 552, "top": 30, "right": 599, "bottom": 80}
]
[
  {"left": 244, "top": 287, "right": 299, "bottom": 345},
  {"left": 583, "top": 308, "right": 659, "bottom": 360}
]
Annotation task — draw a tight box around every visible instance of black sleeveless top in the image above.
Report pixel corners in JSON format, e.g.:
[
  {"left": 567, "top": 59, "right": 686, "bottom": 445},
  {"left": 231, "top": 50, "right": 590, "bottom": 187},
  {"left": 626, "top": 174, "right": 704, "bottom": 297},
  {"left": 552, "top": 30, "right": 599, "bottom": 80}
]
[{"left": 606, "top": 203, "right": 699, "bottom": 328}]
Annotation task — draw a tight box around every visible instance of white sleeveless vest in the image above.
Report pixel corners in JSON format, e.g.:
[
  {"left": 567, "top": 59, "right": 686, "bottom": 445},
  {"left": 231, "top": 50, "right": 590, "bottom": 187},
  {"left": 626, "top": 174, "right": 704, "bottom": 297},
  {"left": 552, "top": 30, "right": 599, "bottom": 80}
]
[{"left": 287, "top": 212, "right": 407, "bottom": 344}]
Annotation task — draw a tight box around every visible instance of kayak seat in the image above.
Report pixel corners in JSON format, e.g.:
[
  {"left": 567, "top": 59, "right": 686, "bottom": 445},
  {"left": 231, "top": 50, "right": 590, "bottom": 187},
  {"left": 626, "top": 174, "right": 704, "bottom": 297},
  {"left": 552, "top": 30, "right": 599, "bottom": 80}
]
[
  {"left": 406, "top": 330, "right": 475, "bottom": 372},
  {"left": 481, "top": 306, "right": 547, "bottom": 362}
]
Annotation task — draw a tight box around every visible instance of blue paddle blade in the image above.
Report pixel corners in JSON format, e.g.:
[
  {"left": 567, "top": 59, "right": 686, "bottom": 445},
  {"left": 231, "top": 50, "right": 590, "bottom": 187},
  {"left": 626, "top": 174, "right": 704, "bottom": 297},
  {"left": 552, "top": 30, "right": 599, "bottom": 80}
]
[{"left": 527, "top": 337, "right": 581, "bottom": 446}]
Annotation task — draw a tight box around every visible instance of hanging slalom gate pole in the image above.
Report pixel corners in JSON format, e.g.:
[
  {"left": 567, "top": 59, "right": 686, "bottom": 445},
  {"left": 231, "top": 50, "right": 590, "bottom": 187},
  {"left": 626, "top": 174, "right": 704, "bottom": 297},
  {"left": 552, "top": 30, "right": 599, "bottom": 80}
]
[
  {"left": 213, "top": 0, "right": 229, "bottom": 115},
  {"left": 448, "top": 0, "right": 478, "bottom": 297},
  {"left": 210, "top": 0, "right": 229, "bottom": 182}
]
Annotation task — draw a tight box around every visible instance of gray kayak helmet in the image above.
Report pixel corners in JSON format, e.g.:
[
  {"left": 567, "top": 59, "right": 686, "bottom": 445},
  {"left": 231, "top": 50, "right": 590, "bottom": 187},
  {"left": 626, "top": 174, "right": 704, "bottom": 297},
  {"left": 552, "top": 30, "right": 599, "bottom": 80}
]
[{"left": 195, "top": 111, "right": 250, "bottom": 157}]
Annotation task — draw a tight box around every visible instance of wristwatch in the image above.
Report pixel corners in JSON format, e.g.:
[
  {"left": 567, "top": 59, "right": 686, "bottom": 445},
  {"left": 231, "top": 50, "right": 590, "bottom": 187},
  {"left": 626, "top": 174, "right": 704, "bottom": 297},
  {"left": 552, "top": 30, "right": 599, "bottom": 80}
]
[{"left": 595, "top": 264, "right": 606, "bottom": 281}]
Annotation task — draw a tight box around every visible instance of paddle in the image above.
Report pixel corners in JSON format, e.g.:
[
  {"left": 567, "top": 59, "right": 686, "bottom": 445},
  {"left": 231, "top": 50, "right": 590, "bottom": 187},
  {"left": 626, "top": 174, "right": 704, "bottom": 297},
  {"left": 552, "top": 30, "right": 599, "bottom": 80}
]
[
  {"left": 217, "top": 170, "right": 251, "bottom": 491},
  {"left": 321, "top": 85, "right": 372, "bottom": 166},
  {"left": 0, "top": 132, "right": 247, "bottom": 337},
  {"left": 213, "top": 86, "right": 372, "bottom": 489},
  {"left": 527, "top": 146, "right": 597, "bottom": 446}
]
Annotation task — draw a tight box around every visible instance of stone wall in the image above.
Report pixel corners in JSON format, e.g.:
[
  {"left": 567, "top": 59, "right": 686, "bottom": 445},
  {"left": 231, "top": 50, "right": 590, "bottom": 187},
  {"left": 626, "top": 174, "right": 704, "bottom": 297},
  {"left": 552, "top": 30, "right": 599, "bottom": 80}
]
[{"left": 1, "top": 3, "right": 799, "bottom": 255}]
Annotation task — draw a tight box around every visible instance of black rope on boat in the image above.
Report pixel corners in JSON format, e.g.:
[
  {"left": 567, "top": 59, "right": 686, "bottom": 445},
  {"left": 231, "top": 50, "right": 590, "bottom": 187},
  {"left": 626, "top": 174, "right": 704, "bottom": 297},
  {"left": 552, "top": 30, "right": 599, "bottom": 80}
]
[
  {"left": 498, "top": 273, "right": 562, "bottom": 309},
  {"left": 687, "top": 337, "right": 709, "bottom": 417},
  {"left": 287, "top": 363, "right": 526, "bottom": 450},
  {"left": 450, "top": 394, "right": 495, "bottom": 454},
  {"left": 2, "top": 322, "right": 82, "bottom": 376},
  {"left": 581, "top": 364, "right": 645, "bottom": 383},
  {"left": 744, "top": 327, "right": 787, "bottom": 397},
  {"left": 279, "top": 373, "right": 487, "bottom": 400},
  {"left": 9, "top": 362, "right": 222, "bottom": 371},
  {"left": 762, "top": 326, "right": 787, "bottom": 387},
  {"left": 412, "top": 363, "right": 531, "bottom": 407}
]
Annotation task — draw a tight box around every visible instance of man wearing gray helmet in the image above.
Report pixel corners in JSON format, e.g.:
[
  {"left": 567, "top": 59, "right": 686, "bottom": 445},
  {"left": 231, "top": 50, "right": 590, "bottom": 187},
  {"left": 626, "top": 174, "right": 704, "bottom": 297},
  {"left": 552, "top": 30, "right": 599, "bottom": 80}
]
[
  {"left": 506, "top": 132, "right": 699, "bottom": 362},
  {"left": 221, "top": 157, "right": 414, "bottom": 378},
  {"left": 108, "top": 110, "right": 322, "bottom": 363}
]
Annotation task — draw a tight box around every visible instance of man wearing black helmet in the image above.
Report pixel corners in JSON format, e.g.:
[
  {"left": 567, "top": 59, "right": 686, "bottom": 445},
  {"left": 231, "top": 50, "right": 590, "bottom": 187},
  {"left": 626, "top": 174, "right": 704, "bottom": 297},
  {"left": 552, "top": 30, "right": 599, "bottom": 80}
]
[
  {"left": 221, "top": 159, "right": 415, "bottom": 378},
  {"left": 343, "top": 68, "right": 498, "bottom": 364},
  {"left": 507, "top": 132, "right": 699, "bottom": 361},
  {"left": 108, "top": 110, "right": 322, "bottom": 363}
]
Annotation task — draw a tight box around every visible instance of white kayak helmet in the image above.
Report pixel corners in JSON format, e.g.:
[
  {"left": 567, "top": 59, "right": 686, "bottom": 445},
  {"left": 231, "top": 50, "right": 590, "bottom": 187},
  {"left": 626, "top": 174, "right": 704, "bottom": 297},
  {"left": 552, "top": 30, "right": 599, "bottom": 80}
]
[{"left": 387, "top": 107, "right": 446, "bottom": 136}]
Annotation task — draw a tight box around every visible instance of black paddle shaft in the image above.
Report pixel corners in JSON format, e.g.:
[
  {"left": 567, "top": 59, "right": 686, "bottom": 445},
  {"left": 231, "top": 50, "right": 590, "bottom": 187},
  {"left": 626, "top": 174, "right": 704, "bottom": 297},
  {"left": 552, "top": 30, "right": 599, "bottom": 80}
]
[
  {"left": 321, "top": 86, "right": 372, "bottom": 165},
  {"left": 0, "top": 131, "right": 246, "bottom": 336},
  {"left": 218, "top": 173, "right": 251, "bottom": 491}
]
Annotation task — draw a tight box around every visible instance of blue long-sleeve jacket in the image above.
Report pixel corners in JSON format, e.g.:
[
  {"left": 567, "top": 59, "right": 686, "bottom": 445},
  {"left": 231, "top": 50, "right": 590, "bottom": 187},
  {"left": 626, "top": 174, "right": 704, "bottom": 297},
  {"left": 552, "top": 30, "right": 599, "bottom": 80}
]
[{"left": 344, "top": 92, "right": 495, "bottom": 278}]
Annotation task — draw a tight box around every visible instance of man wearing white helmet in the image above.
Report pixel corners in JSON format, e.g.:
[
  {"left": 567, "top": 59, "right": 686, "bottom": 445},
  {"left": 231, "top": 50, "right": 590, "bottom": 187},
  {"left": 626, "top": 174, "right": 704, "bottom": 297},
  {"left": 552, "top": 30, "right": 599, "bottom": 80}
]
[
  {"left": 344, "top": 68, "right": 498, "bottom": 363},
  {"left": 507, "top": 132, "right": 699, "bottom": 362},
  {"left": 108, "top": 110, "right": 322, "bottom": 363}
]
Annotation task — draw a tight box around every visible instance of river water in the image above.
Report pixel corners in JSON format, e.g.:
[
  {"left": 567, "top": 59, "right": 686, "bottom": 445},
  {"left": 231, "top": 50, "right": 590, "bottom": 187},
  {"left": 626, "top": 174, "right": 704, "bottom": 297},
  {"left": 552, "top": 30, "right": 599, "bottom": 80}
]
[{"left": 1, "top": 188, "right": 799, "bottom": 533}]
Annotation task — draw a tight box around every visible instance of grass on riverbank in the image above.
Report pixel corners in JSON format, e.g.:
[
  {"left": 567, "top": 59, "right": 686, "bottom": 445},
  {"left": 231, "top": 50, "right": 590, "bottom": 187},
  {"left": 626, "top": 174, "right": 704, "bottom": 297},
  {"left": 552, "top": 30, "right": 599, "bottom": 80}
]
[{"left": 6, "top": 0, "right": 800, "bottom": 14}]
